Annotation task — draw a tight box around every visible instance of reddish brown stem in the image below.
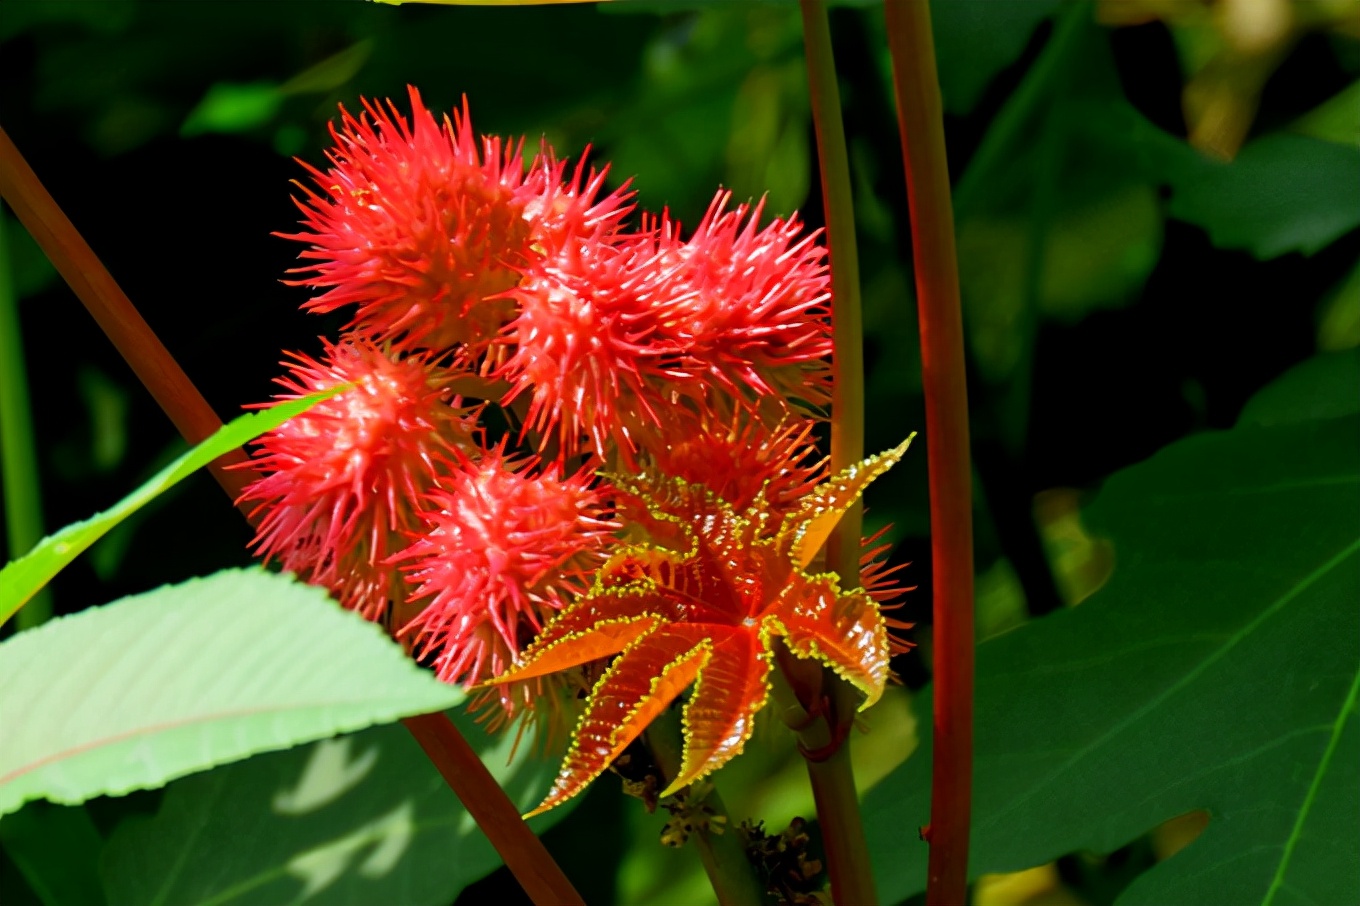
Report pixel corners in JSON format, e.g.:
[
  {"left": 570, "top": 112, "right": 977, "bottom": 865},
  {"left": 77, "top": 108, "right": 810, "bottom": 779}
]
[
  {"left": 0, "top": 126, "right": 250, "bottom": 504},
  {"left": 403, "top": 714, "right": 584, "bottom": 906},
  {"left": 0, "top": 122, "right": 582, "bottom": 906},
  {"left": 883, "top": 3, "right": 976, "bottom": 905}
]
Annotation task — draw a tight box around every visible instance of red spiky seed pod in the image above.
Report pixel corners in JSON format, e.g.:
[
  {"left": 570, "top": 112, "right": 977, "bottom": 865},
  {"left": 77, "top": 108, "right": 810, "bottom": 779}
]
[
  {"left": 280, "top": 88, "right": 629, "bottom": 358},
  {"left": 498, "top": 230, "right": 681, "bottom": 461},
  {"left": 394, "top": 446, "right": 618, "bottom": 726},
  {"left": 650, "top": 191, "right": 834, "bottom": 407},
  {"left": 500, "top": 192, "right": 833, "bottom": 465},
  {"left": 239, "top": 337, "right": 477, "bottom": 621}
]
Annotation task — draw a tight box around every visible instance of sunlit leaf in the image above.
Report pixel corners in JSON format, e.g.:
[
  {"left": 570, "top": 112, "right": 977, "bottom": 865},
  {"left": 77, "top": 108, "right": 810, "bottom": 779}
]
[
  {"left": 866, "top": 350, "right": 1360, "bottom": 904},
  {"left": 0, "top": 569, "right": 463, "bottom": 817},
  {"left": 180, "top": 80, "right": 283, "bottom": 136},
  {"left": 0, "top": 388, "right": 337, "bottom": 626}
]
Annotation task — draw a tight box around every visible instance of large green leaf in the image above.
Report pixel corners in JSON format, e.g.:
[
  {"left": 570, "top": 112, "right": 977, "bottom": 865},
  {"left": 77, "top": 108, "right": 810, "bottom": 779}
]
[
  {"left": 1166, "top": 134, "right": 1360, "bottom": 259},
  {"left": 866, "top": 350, "right": 1360, "bottom": 904},
  {"left": 0, "top": 803, "right": 105, "bottom": 906},
  {"left": 98, "top": 708, "right": 570, "bottom": 906},
  {"left": 0, "top": 569, "right": 462, "bottom": 818},
  {"left": 0, "top": 389, "right": 337, "bottom": 626}
]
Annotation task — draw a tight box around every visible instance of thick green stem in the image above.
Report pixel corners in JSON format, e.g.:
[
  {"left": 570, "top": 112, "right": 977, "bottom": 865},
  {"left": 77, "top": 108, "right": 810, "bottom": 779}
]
[
  {"left": 884, "top": 3, "right": 976, "bottom": 905},
  {"left": 798, "top": 3, "right": 878, "bottom": 904},
  {"left": 646, "top": 711, "right": 766, "bottom": 906},
  {"left": 801, "top": 0, "right": 864, "bottom": 576},
  {"left": 0, "top": 121, "right": 581, "bottom": 906},
  {"left": 0, "top": 203, "right": 52, "bottom": 628}
]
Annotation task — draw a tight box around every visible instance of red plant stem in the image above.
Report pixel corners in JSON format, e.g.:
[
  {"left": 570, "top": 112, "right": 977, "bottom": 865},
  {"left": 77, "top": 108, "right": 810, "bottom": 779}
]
[
  {"left": 0, "top": 126, "right": 251, "bottom": 504},
  {"left": 403, "top": 715, "right": 584, "bottom": 906},
  {"left": 798, "top": 3, "right": 878, "bottom": 904},
  {"left": 0, "top": 122, "right": 583, "bottom": 906},
  {"left": 884, "top": 3, "right": 976, "bottom": 904}
]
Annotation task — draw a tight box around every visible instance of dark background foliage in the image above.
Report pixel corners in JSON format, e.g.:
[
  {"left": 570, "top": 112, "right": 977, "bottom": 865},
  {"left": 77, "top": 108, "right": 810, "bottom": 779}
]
[{"left": 1, "top": 1, "right": 1356, "bottom": 904}]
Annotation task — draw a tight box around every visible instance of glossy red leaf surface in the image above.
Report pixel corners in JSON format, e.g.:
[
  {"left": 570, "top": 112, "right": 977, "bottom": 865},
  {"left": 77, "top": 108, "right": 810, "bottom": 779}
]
[{"left": 489, "top": 437, "right": 914, "bottom": 815}]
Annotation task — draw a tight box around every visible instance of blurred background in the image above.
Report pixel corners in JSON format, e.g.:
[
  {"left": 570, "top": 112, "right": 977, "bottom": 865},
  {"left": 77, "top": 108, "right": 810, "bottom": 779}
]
[{"left": 1, "top": 1, "right": 1357, "bottom": 903}]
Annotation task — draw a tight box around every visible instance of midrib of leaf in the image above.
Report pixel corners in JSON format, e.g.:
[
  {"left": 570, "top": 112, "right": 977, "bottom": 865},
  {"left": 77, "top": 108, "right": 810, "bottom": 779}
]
[
  {"left": 1260, "top": 659, "right": 1360, "bottom": 906},
  {"left": 975, "top": 535, "right": 1360, "bottom": 835},
  {"left": 2, "top": 698, "right": 429, "bottom": 787}
]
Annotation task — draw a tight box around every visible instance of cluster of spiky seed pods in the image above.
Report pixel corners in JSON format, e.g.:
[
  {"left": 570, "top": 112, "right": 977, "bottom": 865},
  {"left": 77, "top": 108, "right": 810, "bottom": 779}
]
[{"left": 241, "top": 88, "right": 907, "bottom": 809}]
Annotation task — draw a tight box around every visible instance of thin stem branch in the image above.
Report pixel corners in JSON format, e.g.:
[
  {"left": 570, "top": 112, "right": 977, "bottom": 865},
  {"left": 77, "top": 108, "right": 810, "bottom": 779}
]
[
  {"left": 403, "top": 714, "right": 584, "bottom": 906},
  {"left": 883, "top": 3, "right": 976, "bottom": 905},
  {"left": 645, "top": 712, "right": 765, "bottom": 906},
  {"left": 0, "top": 203, "right": 52, "bottom": 628},
  {"left": 0, "top": 121, "right": 582, "bottom": 906},
  {"left": 798, "top": 3, "right": 878, "bottom": 904}
]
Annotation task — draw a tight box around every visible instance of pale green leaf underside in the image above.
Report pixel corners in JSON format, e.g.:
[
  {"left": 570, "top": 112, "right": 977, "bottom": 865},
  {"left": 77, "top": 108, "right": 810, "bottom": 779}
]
[
  {"left": 866, "top": 349, "right": 1360, "bottom": 905},
  {"left": 0, "top": 569, "right": 462, "bottom": 817},
  {"left": 0, "top": 389, "right": 337, "bottom": 626}
]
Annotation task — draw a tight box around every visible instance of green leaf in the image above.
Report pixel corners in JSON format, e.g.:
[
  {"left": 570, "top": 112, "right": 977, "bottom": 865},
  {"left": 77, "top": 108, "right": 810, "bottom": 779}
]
[
  {"left": 1237, "top": 350, "right": 1360, "bottom": 427},
  {"left": 0, "top": 0, "right": 136, "bottom": 43},
  {"left": 959, "top": 183, "right": 1163, "bottom": 381},
  {"left": 1316, "top": 258, "right": 1360, "bottom": 353},
  {"left": 866, "top": 353, "right": 1360, "bottom": 904},
  {"left": 931, "top": 0, "right": 1063, "bottom": 115},
  {"left": 180, "top": 81, "right": 283, "bottom": 137},
  {"left": 0, "top": 389, "right": 336, "bottom": 626},
  {"left": 1289, "top": 80, "right": 1360, "bottom": 149},
  {"left": 1167, "top": 133, "right": 1360, "bottom": 258},
  {"left": 0, "top": 803, "right": 105, "bottom": 906},
  {"left": 6, "top": 217, "right": 58, "bottom": 299},
  {"left": 99, "top": 708, "right": 570, "bottom": 906},
  {"left": 277, "top": 40, "right": 373, "bottom": 96},
  {"left": 0, "top": 569, "right": 463, "bottom": 818}
]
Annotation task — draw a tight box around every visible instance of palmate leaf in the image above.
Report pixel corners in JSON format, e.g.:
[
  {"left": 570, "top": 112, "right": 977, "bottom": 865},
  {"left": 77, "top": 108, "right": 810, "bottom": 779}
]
[
  {"left": 0, "top": 569, "right": 462, "bottom": 818},
  {"left": 494, "top": 437, "right": 913, "bottom": 815},
  {"left": 96, "top": 708, "right": 572, "bottom": 906},
  {"left": 865, "top": 350, "right": 1360, "bottom": 905}
]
